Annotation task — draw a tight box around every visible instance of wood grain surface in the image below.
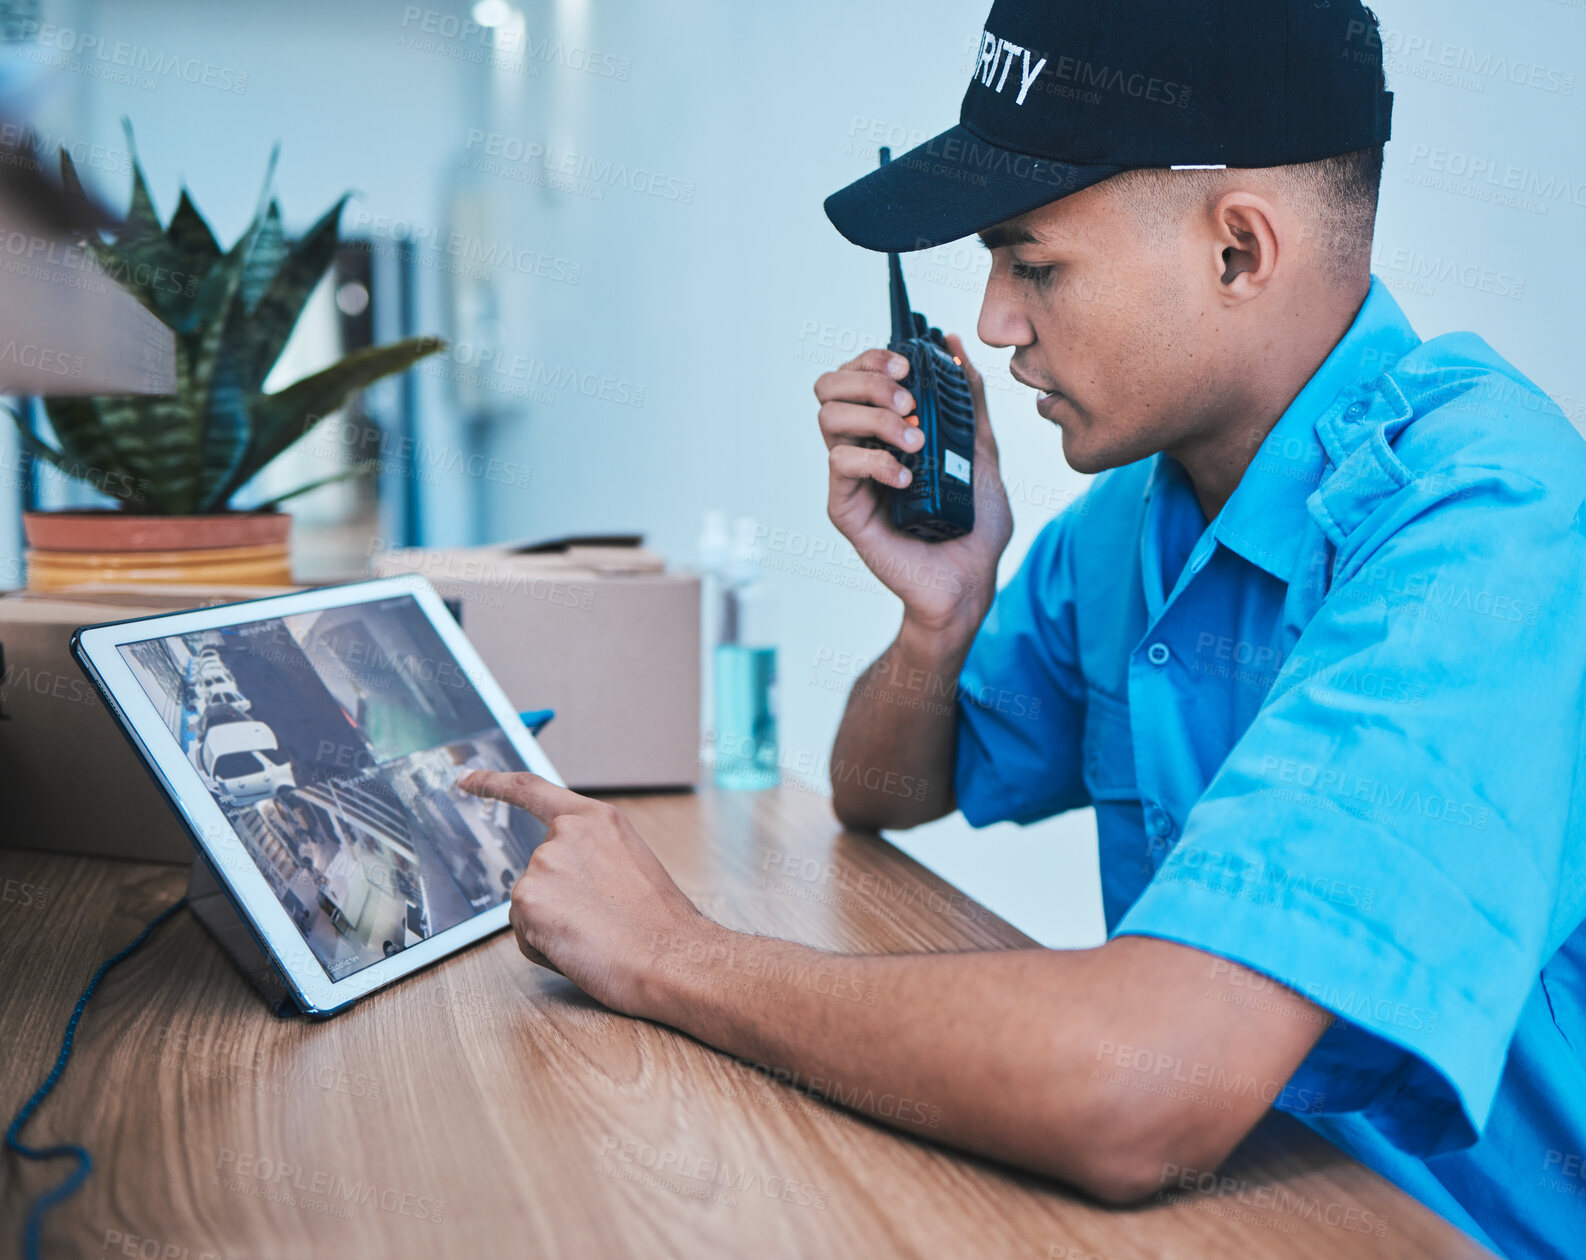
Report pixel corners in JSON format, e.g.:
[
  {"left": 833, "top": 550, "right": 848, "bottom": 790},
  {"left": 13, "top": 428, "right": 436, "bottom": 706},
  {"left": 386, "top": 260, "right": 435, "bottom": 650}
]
[{"left": 0, "top": 783, "right": 1493, "bottom": 1259}]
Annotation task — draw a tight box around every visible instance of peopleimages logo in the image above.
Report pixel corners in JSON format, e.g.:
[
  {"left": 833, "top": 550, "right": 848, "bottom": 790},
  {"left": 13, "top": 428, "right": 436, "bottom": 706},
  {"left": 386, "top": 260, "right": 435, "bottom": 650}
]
[
  {"left": 1028, "top": 51, "right": 1191, "bottom": 109},
  {"left": 1356, "top": 21, "right": 1578, "bottom": 96},
  {"left": 11, "top": 20, "right": 249, "bottom": 94},
  {"left": 909, "top": 133, "right": 1078, "bottom": 190},
  {"left": 1405, "top": 143, "right": 1586, "bottom": 212},
  {"left": 464, "top": 130, "right": 695, "bottom": 204}
]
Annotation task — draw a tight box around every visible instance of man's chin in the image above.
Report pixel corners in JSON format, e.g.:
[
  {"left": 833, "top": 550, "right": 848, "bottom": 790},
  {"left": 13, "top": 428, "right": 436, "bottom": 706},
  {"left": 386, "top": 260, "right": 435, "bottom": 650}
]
[{"left": 1059, "top": 430, "right": 1123, "bottom": 476}]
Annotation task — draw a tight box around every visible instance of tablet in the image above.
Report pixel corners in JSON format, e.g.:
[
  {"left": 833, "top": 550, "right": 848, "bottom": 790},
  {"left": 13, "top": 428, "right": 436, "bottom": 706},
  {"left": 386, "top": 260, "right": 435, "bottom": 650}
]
[{"left": 72, "top": 575, "right": 560, "bottom": 1015}]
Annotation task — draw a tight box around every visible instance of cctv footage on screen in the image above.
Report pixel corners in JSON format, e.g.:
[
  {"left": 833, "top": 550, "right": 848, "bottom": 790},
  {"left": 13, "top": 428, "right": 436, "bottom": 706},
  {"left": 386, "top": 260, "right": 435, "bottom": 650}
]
[{"left": 119, "top": 596, "right": 544, "bottom": 981}]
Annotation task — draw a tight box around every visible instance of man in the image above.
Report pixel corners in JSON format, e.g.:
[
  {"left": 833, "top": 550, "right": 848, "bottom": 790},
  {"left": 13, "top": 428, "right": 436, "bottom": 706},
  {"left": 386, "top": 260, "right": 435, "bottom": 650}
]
[{"left": 460, "top": 3, "right": 1586, "bottom": 1256}]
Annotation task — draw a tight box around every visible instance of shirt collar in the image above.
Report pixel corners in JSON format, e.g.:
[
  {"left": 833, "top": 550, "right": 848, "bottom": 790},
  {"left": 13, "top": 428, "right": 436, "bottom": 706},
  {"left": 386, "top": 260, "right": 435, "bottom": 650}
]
[{"left": 1207, "top": 277, "right": 1421, "bottom": 585}]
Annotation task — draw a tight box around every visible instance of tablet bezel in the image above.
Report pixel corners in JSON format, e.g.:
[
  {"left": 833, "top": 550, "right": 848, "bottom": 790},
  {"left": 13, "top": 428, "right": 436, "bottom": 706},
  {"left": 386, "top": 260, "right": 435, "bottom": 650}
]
[{"left": 72, "top": 574, "right": 562, "bottom": 1015}]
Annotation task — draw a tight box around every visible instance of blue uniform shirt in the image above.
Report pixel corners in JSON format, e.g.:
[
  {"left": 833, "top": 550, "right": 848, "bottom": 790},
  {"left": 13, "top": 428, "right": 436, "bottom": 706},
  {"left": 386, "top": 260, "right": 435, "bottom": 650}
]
[{"left": 955, "top": 279, "right": 1586, "bottom": 1260}]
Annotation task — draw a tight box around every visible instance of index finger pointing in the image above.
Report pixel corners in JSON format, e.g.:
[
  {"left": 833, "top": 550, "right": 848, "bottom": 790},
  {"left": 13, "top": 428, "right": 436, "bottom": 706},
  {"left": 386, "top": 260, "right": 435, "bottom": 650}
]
[{"left": 458, "top": 770, "right": 598, "bottom": 822}]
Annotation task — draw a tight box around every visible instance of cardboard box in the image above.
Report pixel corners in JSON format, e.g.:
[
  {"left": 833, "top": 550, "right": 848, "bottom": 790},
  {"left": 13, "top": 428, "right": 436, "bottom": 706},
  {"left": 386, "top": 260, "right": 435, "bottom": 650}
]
[
  {"left": 0, "top": 584, "right": 299, "bottom": 864},
  {"left": 374, "top": 539, "right": 700, "bottom": 790}
]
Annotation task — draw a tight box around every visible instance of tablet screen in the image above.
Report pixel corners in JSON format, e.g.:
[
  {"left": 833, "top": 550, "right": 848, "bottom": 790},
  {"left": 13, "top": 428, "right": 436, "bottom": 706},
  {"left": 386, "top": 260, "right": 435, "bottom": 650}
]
[{"left": 117, "top": 593, "right": 545, "bottom": 981}]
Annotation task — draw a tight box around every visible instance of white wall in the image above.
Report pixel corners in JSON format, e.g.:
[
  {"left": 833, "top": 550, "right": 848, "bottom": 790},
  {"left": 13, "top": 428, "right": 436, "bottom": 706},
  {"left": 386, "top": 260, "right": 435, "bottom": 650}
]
[{"left": 3, "top": 0, "right": 1581, "bottom": 946}]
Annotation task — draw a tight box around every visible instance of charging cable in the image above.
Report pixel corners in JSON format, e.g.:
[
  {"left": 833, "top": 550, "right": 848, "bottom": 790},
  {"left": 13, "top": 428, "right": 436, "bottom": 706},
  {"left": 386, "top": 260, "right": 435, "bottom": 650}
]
[
  {"left": 5, "top": 710, "right": 550, "bottom": 1256},
  {"left": 4, "top": 896, "right": 189, "bottom": 1260}
]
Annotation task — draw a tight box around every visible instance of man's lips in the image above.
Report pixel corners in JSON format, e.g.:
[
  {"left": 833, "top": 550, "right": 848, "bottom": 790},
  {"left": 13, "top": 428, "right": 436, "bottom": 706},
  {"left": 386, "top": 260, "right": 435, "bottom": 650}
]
[
  {"left": 1009, "top": 363, "right": 1051, "bottom": 392},
  {"left": 1010, "top": 363, "right": 1060, "bottom": 396},
  {"left": 1010, "top": 363, "right": 1065, "bottom": 419}
]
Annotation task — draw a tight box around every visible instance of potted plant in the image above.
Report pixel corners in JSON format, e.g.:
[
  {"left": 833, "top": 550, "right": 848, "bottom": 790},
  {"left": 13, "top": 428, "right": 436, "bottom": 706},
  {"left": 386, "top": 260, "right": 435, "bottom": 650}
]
[{"left": 8, "top": 131, "right": 444, "bottom": 591}]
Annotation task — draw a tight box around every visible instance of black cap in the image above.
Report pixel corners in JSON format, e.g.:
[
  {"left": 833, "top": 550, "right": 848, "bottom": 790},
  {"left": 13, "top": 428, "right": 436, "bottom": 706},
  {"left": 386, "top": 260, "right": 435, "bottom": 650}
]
[{"left": 825, "top": 0, "right": 1394, "bottom": 252}]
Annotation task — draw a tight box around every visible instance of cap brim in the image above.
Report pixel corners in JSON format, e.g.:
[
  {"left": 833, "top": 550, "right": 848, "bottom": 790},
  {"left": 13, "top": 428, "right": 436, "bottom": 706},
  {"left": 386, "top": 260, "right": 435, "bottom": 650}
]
[{"left": 825, "top": 124, "right": 1128, "bottom": 253}]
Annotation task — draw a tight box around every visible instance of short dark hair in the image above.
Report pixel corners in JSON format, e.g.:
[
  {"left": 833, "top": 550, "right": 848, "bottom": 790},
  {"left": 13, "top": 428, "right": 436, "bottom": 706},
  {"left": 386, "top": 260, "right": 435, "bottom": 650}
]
[{"left": 1107, "top": 146, "right": 1384, "bottom": 284}]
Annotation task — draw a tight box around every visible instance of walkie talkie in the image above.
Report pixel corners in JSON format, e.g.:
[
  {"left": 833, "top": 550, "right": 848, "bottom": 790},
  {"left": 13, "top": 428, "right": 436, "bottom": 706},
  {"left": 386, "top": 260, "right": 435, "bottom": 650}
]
[{"left": 877, "top": 147, "right": 976, "bottom": 541}]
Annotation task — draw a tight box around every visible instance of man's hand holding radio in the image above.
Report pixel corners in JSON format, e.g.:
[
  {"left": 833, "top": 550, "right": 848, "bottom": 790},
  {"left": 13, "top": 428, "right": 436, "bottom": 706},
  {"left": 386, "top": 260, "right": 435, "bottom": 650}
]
[
  {"left": 814, "top": 334, "right": 1012, "bottom": 641},
  {"left": 814, "top": 333, "right": 1012, "bottom": 830}
]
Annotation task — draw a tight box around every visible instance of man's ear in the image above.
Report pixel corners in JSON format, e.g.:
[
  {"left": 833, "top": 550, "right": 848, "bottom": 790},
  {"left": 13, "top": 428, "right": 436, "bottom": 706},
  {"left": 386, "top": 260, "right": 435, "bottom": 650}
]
[{"left": 1208, "top": 192, "right": 1280, "bottom": 300}]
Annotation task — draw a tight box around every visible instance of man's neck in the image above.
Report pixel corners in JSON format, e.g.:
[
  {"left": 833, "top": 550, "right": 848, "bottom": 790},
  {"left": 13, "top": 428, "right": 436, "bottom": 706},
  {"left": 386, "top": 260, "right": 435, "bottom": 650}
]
[{"left": 1172, "top": 277, "right": 1371, "bottom": 522}]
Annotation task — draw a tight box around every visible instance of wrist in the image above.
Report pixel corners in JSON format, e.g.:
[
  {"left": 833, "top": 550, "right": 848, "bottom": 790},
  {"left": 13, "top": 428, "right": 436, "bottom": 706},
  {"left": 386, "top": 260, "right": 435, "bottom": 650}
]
[
  {"left": 634, "top": 914, "right": 737, "bottom": 1027},
  {"left": 897, "top": 604, "right": 985, "bottom": 666}
]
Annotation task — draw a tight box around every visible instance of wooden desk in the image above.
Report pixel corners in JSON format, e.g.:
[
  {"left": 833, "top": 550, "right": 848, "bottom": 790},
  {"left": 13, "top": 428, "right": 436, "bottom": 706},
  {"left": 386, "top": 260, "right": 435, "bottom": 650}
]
[{"left": 0, "top": 784, "right": 1491, "bottom": 1259}]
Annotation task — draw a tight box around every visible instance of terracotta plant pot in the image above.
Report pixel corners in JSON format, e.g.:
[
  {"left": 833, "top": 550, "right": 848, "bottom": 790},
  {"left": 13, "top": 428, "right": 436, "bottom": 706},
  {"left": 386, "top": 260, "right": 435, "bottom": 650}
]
[{"left": 22, "top": 510, "right": 293, "bottom": 593}]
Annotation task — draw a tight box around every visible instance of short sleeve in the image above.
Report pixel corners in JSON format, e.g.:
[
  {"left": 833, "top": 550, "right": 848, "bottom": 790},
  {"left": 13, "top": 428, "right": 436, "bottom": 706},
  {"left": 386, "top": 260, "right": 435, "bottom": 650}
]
[
  {"left": 955, "top": 507, "right": 1090, "bottom": 827},
  {"left": 1116, "top": 464, "right": 1586, "bottom": 1157}
]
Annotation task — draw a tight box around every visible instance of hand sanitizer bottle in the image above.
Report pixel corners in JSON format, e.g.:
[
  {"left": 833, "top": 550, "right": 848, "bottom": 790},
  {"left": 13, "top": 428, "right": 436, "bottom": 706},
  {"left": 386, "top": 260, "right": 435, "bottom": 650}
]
[{"left": 713, "top": 517, "right": 778, "bottom": 790}]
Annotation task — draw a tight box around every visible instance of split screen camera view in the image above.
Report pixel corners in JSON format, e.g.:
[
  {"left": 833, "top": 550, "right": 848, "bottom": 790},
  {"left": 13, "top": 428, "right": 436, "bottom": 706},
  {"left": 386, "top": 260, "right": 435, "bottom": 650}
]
[{"left": 119, "top": 596, "right": 544, "bottom": 981}]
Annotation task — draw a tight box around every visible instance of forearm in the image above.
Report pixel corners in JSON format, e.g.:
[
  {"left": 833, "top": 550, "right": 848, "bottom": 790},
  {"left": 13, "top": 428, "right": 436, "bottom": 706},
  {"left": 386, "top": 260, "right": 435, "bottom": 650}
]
[
  {"left": 829, "top": 616, "right": 979, "bottom": 830},
  {"left": 493, "top": 774, "right": 1122, "bottom": 1175},
  {"left": 641, "top": 922, "right": 1161, "bottom": 1199},
  {"left": 467, "top": 766, "right": 1326, "bottom": 1206}
]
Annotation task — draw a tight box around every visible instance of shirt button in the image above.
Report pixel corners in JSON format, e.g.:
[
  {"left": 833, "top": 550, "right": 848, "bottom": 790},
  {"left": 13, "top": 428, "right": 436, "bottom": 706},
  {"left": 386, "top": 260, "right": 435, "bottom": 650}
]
[
  {"left": 1344, "top": 400, "right": 1368, "bottom": 419},
  {"left": 1146, "top": 803, "right": 1173, "bottom": 838},
  {"left": 1147, "top": 642, "right": 1171, "bottom": 666},
  {"left": 1189, "top": 553, "right": 1208, "bottom": 575}
]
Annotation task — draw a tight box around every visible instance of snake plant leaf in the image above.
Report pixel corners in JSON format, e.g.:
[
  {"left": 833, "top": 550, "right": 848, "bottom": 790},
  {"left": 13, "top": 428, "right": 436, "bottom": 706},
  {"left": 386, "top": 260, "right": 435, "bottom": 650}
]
[
  {"left": 182, "top": 213, "right": 258, "bottom": 349},
  {"left": 161, "top": 192, "right": 228, "bottom": 338},
  {"left": 179, "top": 142, "right": 278, "bottom": 342},
  {"left": 117, "top": 119, "right": 170, "bottom": 252},
  {"left": 86, "top": 394, "right": 214, "bottom": 513},
  {"left": 166, "top": 189, "right": 221, "bottom": 270},
  {"left": 238, "top": 193, "right": 350, "bottom": 393},
  {"left": 39, "top": 395, "right": 136, "bottom": 480},
  {"left": 237, "top": 200, "right": 286, "bottom": 314},
  {"left": 34, "top": 395, "right": 182, "bottom": 511},
  {"left": 121, "top": 164, "right": 163, "bottom": 250},
  {"left": 5, "top": 411, "right": 64, "bottom": 466},
  {"left": 55, "top": 149, "right": 100, "bottom": 227},
  {"left": 189, "top": 204, "right": 289, "bottom": 511},
  {"left": 65, "top": 222, "right": 162, "bottom": 320},
  {"left": 98, "top": 128, "right": 207, "bottom": 328},
  {"left": 18, "top": 428, "right": 146, "bottom": 508},
  {"left": 5, "top": 405, "right": 77, "bottom": 484},
  {"left": 195, "top": 355, "right": 254, "bottom": 512},
  {"left": 61, "top": 136, "right": 210, "bottom": 331},
  {"left": 56, "top": 153, "right": 156, "bottom": 319},
  {"left": 186, "top": 213, "right": 274, "bottom": 509},
  {"left": 251, "top": 141, "right": 281, "bottom": 224},
  {"left": 77, "top": 182, "right": 196, "bottom": 329},
  {"left": 2, "top": 408, "right": 141, "bottom": 504},
  {"left": 218, "top": 336, "right": 446, "bottom": 505},
  {"left": 72, "top": 233, "right": 164, "bottom": 322},
  {"left": 170, "top": 142, "right": 275, "bottom": 348},
  {"left": 199, "top": 199, "right": 288, "bottom": 427}
]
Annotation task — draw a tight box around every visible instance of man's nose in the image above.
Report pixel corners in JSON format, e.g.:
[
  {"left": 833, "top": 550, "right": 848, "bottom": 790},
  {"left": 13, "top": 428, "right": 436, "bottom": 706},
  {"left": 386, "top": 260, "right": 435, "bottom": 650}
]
[{"left": 978, "top": 268, "right": 1033, "bottom": 350}]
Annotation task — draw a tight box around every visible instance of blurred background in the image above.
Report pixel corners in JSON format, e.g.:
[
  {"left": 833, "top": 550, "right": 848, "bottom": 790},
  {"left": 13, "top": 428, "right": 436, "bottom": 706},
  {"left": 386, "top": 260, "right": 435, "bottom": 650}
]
[{"left": 1, "top": 0, "right": 1581, "bottom": 946}]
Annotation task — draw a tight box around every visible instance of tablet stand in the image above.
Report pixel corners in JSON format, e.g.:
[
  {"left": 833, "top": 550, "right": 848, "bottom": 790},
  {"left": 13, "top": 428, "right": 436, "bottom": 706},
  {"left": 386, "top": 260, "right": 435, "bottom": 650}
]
[{"left": 185, "top": 856, "right": 301, "bottom": 1017}]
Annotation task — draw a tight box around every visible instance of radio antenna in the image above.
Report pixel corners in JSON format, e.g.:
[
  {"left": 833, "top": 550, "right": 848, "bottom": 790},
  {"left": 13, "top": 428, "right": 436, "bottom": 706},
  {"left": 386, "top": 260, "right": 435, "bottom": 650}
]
[{"left": 878, "top": 147, "right": 913, "bottom": 346}]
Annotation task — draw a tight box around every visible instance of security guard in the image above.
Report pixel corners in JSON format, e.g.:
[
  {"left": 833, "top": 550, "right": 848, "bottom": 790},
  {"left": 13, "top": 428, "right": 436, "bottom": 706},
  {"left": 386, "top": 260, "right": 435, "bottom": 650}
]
[{"left": 463, "top": 3, "right": 1586, "bottom": 1257}]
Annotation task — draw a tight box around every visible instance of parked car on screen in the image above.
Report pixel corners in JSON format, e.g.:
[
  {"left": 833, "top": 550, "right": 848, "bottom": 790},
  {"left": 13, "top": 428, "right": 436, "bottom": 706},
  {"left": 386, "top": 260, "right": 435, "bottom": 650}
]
[
  {"left": 196, "top": 668, "right": 236, "bottom": 696},
  {"left": 199, "top": 683, "right": 251, "bottom": 712},
  {"left": 197, "top": 704, "right": 295, "bottom": 806}
]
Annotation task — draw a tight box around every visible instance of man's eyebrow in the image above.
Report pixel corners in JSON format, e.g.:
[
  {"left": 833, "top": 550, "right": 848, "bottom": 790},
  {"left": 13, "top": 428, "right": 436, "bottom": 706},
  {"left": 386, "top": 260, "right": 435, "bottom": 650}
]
[{"left": 977, "top": 224, "right": 1040, "bottom": 250}]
